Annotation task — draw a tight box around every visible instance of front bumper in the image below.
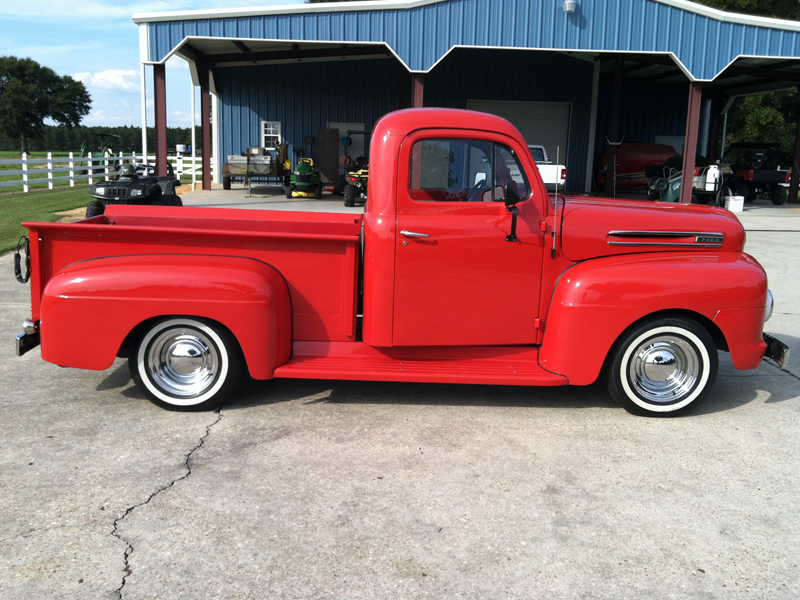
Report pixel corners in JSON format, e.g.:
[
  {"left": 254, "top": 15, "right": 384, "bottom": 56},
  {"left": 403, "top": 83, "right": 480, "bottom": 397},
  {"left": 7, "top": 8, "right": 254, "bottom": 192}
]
[{"left": 763, "top": 333, "right": 790, "bottom": 369}]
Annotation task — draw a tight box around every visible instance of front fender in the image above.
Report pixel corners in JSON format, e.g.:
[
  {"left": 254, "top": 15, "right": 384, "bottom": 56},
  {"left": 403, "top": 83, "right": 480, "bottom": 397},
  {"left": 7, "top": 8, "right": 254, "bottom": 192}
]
[
  {"left": 40, "top": 254, "right": 292, "bottom": 379},
  {"left": 539, "top": 252, "right": 768, "bottom": 385}
]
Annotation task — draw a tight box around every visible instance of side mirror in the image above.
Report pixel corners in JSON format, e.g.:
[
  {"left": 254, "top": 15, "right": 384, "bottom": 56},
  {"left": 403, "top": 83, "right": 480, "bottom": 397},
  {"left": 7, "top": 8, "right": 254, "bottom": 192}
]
[{"left": 504, "top": 185, "right": 522, "bottom": 207}]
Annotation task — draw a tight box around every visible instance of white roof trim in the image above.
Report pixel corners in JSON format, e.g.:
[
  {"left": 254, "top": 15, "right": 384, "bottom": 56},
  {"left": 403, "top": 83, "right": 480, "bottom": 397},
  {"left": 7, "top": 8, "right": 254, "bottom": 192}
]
[
  {"left": 654, "top": 0, "right": 800, "bottom": 32},
  {"left": 132, "top": 0, "right": 800, "bottom": 33},
  {"left": 133, "top": 0, "right": 448, "bottom": 24}
]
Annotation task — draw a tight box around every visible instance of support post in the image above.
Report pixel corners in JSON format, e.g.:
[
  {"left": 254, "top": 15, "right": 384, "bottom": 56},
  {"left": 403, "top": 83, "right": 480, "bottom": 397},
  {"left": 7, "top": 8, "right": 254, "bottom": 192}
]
[
  {"left": 605, "top": 56, "right": 625, "bottom": 197},
  {"left": 153, "top": 63, "right": 168, "bottom": 177},
  {"left": 680, "top": 82, "right": 703, "bottom": 205},
  {"left": 199, "top": 59, "right": 212, "bottom": 191},
  {"left": 789, "top": 87, "right": 800, "bottom": 204},
  {"left": 707, "top": 96, "right": 722, "bottom": 165},
  {"left": 412, "top": 73, "right": 424, "bottom": 108}
]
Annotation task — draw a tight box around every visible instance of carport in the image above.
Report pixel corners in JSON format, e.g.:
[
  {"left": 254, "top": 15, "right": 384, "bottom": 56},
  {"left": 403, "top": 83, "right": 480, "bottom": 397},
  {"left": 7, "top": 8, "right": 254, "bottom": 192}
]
[{"left": 133, "top": 0, "right": 800, "bottom": 203}]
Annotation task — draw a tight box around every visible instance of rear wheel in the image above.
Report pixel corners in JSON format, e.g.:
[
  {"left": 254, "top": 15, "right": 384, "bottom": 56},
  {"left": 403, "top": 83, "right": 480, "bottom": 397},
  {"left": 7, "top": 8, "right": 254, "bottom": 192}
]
[
  {"left": 129, "top": 317, "right": 243, "bottom": 411},
  {"left": 344, "top": 185, "right": 355, "bottom": 207},
  {"left": 772, "top": 187, "right": 787, "bottom": 205},
  {"left": 86, "top": 200, "right": 105, "bottom": 218},
  {"left": 284, "top": 184, "right": 293, "bottom": 199},
  {"left": 314, "top": 184, "right": 322, "bottom": 199},
  {"left": 607, "top": 317, "right": 718, "bottom": 417},
  {"left": 734, "top": 182, "right": 755, "bottom": 202},
  {"left": 223, "top": 176, "right": 231, "bottom": 190}
]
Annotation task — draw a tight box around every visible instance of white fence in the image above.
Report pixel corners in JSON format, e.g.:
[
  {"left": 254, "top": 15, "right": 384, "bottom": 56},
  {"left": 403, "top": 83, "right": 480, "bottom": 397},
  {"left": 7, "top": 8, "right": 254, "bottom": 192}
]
[{"left": 0, "top": 152, "right": 210, "bottom": 193}]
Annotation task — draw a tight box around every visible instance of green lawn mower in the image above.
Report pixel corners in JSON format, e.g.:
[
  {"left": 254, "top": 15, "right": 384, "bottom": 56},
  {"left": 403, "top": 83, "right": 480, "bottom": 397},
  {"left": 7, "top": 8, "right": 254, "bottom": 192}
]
[{"left": 284, "top": 157, "right": 323, "bottom": 199}]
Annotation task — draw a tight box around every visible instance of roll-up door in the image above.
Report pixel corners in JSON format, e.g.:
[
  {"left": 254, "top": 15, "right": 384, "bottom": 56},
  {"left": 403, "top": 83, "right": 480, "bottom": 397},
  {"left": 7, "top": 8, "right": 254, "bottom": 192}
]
[{"left": 467, "top": 100, "right": 571, "bottom": 166}]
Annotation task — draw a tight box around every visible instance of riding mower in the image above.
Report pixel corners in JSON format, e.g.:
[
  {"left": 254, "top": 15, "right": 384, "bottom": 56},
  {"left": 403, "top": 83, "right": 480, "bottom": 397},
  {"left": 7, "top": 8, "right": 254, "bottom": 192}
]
[
  {"left": 284, "top": 157, "right": 323, "bottom": 199},
  {"left": 85, "top": 162, "right": 182, "bottom": 218}
]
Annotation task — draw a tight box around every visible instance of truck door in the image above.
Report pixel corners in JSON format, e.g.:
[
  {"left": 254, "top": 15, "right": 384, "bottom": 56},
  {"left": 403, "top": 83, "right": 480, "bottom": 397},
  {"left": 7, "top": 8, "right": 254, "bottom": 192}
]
[{"left": 393, "top": 130, "right": 545, "bottom": 347}]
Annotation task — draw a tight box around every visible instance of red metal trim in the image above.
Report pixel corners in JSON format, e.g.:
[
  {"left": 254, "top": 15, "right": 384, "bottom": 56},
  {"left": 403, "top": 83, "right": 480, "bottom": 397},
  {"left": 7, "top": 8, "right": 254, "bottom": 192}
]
[
  {"left": 412, "top": 73, "right": 424, "bottom": 108},
  {"left": 153, "top": 64, "right": 168, "bottom": 177},
  {"left": 680, "top": 82, "right": 703, "bottom": 204}
]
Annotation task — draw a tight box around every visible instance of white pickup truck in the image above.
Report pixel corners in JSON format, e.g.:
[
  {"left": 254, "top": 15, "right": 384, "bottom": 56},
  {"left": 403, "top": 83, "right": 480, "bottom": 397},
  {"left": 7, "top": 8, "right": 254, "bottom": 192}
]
[{"left": 528, "top": 145, "right": 566, "bottom": 192}]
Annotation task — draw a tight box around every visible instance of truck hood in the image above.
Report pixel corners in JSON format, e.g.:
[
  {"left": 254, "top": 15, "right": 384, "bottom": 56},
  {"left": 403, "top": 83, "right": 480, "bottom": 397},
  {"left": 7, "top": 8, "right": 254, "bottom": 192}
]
[{"left": 559, "top": 197, "right": 746, "bottom": 262}]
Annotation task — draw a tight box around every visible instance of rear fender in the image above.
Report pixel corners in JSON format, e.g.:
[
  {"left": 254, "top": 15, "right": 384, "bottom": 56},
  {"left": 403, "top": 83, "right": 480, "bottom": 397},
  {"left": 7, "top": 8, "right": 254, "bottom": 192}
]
[
  {"left": 539, "top": 252, "right": 768, "bottom": 385},
  {"left": 40, "top": 254, "right": 292, "bottom": 379}
]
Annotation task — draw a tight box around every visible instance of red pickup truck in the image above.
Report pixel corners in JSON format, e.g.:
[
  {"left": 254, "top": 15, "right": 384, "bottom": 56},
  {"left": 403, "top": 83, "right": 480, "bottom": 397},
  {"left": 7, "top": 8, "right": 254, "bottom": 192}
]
[{"left": 14, "top": 109, "right": 788, "bottom": 417}]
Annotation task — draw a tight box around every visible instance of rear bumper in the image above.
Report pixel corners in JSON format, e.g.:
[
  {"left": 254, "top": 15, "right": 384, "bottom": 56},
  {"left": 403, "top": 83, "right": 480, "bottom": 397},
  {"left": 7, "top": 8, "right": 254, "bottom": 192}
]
[
  {"left": 763, "top": 333, "right": 790, "bottom": 369},
  {"left": 16, "top": 331, "right": 40, "bottom": 356}
]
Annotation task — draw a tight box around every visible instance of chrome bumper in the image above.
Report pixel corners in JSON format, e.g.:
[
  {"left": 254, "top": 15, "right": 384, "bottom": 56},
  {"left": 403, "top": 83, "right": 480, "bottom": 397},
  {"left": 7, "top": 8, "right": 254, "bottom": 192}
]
[
  {"left": 763, "top": 333, "right": 790, "bottom": 369},
  {"left": 15, "top": 319, "right": 40, "bottom": 357}
]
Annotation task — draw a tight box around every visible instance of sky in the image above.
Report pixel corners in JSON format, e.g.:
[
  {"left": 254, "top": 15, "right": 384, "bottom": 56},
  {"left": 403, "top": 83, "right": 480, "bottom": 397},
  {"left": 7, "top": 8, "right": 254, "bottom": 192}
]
[{"left": 0, "top": 0, "right": 305, "bottom": 128}]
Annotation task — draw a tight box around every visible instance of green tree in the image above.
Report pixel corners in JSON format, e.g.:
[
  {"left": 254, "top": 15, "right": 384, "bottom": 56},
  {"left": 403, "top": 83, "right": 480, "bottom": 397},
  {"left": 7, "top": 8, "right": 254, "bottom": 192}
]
[{"left": 0, "top": 56, "right": 91, "bottom": 154}]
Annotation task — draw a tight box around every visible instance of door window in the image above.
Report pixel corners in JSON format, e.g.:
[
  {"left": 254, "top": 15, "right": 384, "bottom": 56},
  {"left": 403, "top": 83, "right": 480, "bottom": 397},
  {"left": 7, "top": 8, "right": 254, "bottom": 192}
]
[{"left": 409, "top": 138, "right": 529, "bottom": 203}]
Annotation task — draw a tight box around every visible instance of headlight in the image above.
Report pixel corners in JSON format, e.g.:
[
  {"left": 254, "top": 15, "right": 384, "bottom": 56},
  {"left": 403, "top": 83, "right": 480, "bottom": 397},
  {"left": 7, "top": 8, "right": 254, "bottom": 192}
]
[
  {"left": 95, "top": 187, "right": 105, "bottom": 196},
  {"left": 294, "top": 171, "right": 302, "bottom": 175},
  {"left": 765, "top": 289, "right": 774, "bottom": 322},
  {"left": 130, "top": 189, "right": 143, "bottom": 197}
]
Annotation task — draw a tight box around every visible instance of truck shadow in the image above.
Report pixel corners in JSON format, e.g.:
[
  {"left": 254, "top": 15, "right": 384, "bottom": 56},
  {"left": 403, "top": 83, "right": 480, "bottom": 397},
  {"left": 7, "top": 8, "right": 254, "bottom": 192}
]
[{"left": 95, "top": 353, "right": 798, "bottom": 416}]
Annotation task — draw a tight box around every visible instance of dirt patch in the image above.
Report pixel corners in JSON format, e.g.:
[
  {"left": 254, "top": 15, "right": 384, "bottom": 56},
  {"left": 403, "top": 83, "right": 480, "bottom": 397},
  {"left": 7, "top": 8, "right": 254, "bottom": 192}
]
[{"left": 55, "top": 208, "right": 87, "bottom": 222}]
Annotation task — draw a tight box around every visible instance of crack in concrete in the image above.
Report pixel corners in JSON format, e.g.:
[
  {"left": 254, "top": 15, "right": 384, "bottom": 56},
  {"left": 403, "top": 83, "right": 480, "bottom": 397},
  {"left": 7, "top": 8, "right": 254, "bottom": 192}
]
[{"left": 111, "top": 408, "right": 224, "bottom": 599}]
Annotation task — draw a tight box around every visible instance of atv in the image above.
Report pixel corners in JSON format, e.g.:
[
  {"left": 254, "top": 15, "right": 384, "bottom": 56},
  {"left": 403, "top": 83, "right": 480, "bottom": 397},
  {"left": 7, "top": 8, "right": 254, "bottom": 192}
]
[
  {"left": 85, "top": 162, "right": 182, "bottom": 218},
  {"left": 342, "top": 155, "right": 369, "bottom": 207}
]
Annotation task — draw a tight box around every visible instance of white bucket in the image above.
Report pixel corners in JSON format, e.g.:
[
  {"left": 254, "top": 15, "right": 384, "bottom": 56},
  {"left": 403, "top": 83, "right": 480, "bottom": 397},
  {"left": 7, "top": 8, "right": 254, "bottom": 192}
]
[{"left": 726, "top": 195, "right": 744, "bottom": 213}]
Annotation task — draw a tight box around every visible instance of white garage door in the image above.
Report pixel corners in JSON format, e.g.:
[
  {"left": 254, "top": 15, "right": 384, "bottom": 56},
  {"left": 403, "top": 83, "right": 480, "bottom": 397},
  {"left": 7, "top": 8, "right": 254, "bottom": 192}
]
[{"left": 467, "top": 100, "right": 571, "bottom": 166}]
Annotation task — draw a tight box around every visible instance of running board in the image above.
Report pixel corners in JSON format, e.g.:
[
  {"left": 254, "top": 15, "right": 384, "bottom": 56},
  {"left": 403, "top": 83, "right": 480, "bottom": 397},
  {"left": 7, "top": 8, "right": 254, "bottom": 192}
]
[{"left": 274, "top": 342, "right": 568, "bottom": 386}]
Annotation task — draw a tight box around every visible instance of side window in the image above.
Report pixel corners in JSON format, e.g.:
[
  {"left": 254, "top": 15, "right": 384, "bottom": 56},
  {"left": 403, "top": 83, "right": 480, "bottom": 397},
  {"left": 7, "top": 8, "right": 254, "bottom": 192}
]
[
  {"left": 495, "top": 145, "right": 530, "bottom": 201},
  {"left": 409, "top": 138, "right": 529, "bottom": 202},
  {"left": 409, "top": 138, "right": 493, "bottom": 202}
]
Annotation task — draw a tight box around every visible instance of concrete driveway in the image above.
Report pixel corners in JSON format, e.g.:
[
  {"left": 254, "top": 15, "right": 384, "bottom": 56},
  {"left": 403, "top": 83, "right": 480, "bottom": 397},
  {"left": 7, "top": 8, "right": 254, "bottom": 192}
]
[{"left": 0, "top": 196, "right": 798, "bottom": 599}]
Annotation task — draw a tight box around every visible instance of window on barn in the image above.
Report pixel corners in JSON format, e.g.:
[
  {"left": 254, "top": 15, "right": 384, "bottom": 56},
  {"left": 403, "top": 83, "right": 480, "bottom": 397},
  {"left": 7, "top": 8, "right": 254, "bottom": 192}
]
[{"left": 262, "top": 121, "right": 282, "bottom": 151}]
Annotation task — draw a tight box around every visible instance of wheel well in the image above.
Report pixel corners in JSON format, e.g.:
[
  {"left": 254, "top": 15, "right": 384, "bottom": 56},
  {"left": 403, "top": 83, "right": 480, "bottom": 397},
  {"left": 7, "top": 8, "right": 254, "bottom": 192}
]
[
  {"left": 116, "top": 315, "right": 246, "bottom": 361},
  {"left": 614, "top": 309, "right": 728, "bottom": 354}
]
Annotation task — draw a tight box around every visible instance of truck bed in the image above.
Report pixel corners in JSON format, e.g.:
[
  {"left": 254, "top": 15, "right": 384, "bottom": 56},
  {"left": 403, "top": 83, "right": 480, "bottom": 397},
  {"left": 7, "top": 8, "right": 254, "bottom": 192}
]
[{"left": 25, "top": 205, "right": 363, "bottom": 342}]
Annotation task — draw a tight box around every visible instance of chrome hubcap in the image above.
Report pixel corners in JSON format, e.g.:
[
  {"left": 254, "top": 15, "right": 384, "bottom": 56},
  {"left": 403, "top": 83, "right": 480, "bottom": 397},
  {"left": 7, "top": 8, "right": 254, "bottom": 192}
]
[
  {"left": 146, "top": 328, "right": 220, "bottom": 398},
  {"left": 629, "top": 335, "right": 700, "bottom": 403}
]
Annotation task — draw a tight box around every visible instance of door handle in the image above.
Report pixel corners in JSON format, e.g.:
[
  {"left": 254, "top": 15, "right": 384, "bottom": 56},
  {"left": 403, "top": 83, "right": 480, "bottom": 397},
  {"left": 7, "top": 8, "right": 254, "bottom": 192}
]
[{"left": 400, "top": 230, "right": 431, "bottom": 238}]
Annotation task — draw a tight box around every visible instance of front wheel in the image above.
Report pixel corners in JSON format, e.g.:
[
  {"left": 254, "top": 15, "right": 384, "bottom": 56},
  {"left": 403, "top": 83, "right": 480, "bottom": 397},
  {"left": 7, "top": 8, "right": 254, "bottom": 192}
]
[
  {"left": 129, "top": 317, "right": 243, "bottom": 411},
  {"left": 170, "top": 194, "right": 183, "bottom": 206},
  {"left": 772, "top": 187, "right": 787, "bottom": 205},
  {"left": 86, "top": 200, "right": 105, "bottom": 218},
  {"left": 606, "top": 317, "right": 718, "bottom": 417}
]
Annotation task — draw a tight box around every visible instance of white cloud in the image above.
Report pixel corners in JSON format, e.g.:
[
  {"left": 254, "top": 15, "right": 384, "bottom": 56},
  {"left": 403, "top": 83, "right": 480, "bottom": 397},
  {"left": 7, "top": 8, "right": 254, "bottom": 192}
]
[
  {"left": 74, "top": 69, "right": 140, "bottom": 92},
  {"left": 82, "top": 109, "right": 133, "bottom": 125}
]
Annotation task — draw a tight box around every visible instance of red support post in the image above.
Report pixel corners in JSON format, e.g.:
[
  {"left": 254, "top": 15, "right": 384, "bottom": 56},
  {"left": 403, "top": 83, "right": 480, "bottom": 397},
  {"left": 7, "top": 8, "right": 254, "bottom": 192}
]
[
  {"left": 605, "top": 56, "right": 625, "bottom": 197},
  {"left": 199, "top": 60, "right": 211, "bottom": 191},
  {"left": 153, "top": 63, "right": 168, "bottom": 177},
  {"left": 412, "top": 73, "right": 424, "bottom": 108},
  {"left": 680, "top": 82, "right": 703, "bottom": 204},
  {"left": 789, "top": 86, "right": 800, "bottom": 204}
]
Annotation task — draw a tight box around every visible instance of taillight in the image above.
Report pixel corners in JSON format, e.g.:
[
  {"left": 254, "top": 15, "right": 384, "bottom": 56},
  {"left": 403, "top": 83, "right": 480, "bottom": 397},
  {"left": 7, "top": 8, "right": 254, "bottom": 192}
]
[
  {"left": 786, "top": 171, "right": 792, "bottom": 182},
  {"left": 346, "top": 175, "right": 357, "bottom": 183},
  {"left": 560, "top": 168, "right": 566, "bottom": 180},
  {"left": 737, "top": 169, "right": 754, "bottom": 181},
  {"left": 693, "top": 167, "right": 702, "bottom": 176}
]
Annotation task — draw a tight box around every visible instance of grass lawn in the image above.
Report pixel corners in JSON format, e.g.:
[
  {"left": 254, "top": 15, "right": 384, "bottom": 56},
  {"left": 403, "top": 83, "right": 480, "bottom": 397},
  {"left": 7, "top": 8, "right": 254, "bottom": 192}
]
[{"left": 0, "top": 186, "right": 90, "bottom": 253}]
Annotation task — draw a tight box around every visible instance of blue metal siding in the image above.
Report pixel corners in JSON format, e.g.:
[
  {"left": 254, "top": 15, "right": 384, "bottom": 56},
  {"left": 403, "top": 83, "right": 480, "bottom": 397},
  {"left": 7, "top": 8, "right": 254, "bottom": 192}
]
[
  {"left": 216, "top": 59, "right": 401, "bottom": 167},
  {"left": 148, "top": 0, "right": 800, "bottom": 80},
  {"left": 425, "top": 49, "right": 594, "bottom": 192}
]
